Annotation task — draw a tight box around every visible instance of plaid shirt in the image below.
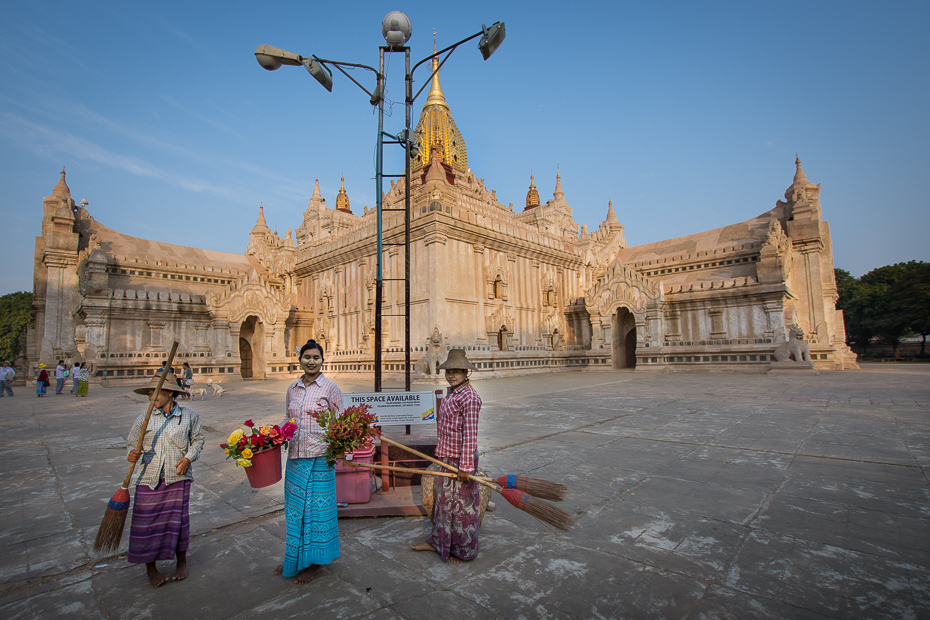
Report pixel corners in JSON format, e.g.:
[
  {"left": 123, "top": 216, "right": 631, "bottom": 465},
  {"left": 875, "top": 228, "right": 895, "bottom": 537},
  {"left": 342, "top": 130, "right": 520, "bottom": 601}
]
[
  {"left": 435, "top": 381, "right": 482, "bottom": 473},
  {"left": 283, "top": 374, "right": 344, "bottom": 459},
  {"left": 127, "top": 404, "right": 205, "bottom": 489}
]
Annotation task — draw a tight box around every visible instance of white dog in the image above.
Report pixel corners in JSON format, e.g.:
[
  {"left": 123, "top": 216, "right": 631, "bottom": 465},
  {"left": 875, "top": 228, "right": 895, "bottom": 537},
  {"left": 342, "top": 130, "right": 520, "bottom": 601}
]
[
  {"left": 205, "top": 377, "right": 225, "bottom": 397},
  {"left": 190, "top": 387, "right": 208, "bottom": 400}
]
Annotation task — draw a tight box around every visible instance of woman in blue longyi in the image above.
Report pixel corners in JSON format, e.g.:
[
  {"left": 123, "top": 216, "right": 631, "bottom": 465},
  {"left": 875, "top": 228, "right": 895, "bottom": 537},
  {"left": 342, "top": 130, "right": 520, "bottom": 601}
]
[{"left": 274, "top": 339, "right": 344, "bottom": 584}]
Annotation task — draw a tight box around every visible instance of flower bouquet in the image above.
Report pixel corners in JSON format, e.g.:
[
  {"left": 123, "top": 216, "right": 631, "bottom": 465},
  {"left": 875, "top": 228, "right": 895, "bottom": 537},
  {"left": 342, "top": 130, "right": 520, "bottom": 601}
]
[
  {"left": 220, "top": 419, "right": 297, "bottom": 467},
  {"left": 221, "top": 419, "right": 297, "bottom": 488},
  {"left": 317, "top": 404, "right": 379, "bottom": 468}
]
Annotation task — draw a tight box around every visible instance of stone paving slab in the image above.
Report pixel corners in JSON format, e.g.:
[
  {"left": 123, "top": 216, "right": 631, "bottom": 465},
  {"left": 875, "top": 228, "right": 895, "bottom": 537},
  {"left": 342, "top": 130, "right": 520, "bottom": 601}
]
[{"left": 0, "top": 365, "right": 927, "bottom": 618}]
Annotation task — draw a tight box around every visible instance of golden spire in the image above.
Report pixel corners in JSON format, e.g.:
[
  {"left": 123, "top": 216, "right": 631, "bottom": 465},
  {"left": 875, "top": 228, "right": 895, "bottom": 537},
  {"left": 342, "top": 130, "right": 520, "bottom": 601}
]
[
  {"left": 424, "top": 41, "right": 449, "bottom": 111},
  {"left": 525, "top": 174, "right": 540, "bottom": 210},
  {"left": 411, "top": 33, "right": 468, "bottom": 172},
  {"left": 336, "top": 175, "right": 352, "bottom": 213}
]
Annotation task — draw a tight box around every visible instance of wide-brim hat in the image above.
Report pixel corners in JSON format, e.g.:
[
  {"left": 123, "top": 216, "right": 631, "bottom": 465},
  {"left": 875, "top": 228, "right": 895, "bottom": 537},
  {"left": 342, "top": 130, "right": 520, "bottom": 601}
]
[
  {"left": 38, "top": 363, "right": 46, "bottom": 369},
  {"left": 438, "top": 348, "right": 479, "bottom": 371},
  {"left": 133, "top": 375, "right": 188, "bottom": 395}
]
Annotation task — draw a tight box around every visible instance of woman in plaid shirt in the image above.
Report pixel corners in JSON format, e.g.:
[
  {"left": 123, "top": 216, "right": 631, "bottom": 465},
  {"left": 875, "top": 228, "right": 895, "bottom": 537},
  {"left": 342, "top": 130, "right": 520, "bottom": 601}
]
[
  {"left": 274, "top": 339, "right": 344, "bottom": 584},
  {"left": 411, "top": 348, "right": 483, "bottom": 562},
  {"left": 126, "top": 376, "right": 204, "bottom": 588}
]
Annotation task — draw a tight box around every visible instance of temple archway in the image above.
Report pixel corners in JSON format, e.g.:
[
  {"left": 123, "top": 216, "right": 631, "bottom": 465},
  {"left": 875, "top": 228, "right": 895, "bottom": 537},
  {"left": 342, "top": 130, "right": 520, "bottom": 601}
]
[
  {"left": 239, "top": 315, "right": 265, "bottom": 379},
  {"left": 612, "top": 307, "right": 637, "bottom": 369},
  {"left": 239, "top": 338, "right": 253, "bottom": 378}
]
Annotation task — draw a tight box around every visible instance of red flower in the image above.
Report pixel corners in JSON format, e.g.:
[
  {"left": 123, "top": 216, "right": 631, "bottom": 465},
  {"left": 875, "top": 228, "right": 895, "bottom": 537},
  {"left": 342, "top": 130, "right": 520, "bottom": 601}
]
[{"left": 244, "top": 419, "right": 254, "bottom": 428}]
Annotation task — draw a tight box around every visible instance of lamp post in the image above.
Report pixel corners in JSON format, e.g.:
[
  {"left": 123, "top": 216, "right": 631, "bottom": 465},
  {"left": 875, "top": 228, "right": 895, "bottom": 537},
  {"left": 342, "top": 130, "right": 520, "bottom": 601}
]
[{"left": 256, "top": 13, "right": 505, "bottom": 392}]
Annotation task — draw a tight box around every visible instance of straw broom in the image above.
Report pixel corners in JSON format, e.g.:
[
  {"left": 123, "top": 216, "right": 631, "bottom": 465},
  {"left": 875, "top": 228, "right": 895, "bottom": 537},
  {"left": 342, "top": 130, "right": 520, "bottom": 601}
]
[
  {"left": 93, "top": 341, "right": 180, "bottom": 553},
  {"left": 379, "top": 436, "right": 568, "bottom": 501},
  {"left": 376, "top": 437, "right": 575, "bottom": 532}
]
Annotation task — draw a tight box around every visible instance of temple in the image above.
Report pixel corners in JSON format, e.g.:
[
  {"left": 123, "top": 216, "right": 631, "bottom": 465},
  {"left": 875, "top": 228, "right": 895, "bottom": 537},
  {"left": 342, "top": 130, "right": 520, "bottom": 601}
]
[{"left": 28, "top": 64, "right": 857, "bottom": 383}]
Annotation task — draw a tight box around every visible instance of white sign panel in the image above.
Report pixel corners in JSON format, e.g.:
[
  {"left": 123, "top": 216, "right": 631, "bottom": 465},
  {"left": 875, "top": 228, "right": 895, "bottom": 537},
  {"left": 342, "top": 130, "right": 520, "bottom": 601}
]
[{"left": 347, "top": 391, "right": 437, "bottom": 426}]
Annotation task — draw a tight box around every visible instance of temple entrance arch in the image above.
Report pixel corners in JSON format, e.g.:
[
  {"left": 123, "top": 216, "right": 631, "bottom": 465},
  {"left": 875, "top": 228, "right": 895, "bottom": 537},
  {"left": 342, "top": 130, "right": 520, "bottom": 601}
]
[
  {"left": 612, "top": 307, "right": 637, "bottom": 369},
  {"left": 239, "top": 315, "right": 265, "bottom": 379}
]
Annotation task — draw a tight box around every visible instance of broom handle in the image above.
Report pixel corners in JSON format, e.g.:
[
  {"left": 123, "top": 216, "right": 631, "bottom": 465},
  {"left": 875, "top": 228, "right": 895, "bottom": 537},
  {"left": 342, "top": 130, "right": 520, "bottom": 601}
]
[
  {"left": 119, "top": 341, "right": 180, "bottom": 489},
  {"left": 351, "top": 461, "right": 501, "bottom": 493},
  {"left": 347, "top": 462, "right": 457, "bottom": 478},
  {"left": 378, "top": 436, "right": 499, "bottom": 489}
]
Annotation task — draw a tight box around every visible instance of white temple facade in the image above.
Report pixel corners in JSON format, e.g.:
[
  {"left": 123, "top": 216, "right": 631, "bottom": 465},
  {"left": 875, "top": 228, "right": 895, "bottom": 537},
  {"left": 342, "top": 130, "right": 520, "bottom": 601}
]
[{"left": 28, "top": 66, "right": 857, "bottom": 384}]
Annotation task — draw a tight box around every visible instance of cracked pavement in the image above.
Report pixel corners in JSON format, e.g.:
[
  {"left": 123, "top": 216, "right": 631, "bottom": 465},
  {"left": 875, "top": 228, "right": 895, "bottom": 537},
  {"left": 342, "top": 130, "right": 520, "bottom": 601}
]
[{"left": 0, "top": 364, "right": 927, "bottom": 619}]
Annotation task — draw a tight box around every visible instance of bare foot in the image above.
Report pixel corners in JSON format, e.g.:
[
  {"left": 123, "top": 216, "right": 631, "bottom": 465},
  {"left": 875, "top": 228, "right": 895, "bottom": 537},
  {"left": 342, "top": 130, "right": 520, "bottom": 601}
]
[
  {"left": 450, "top": 556, "right": 467, "bottom": 564},
  {"left": 294, "top": 564, "right": 322, "bottom": 584},
  {"left": 273, "top": 564, "right": 284, "bottom": 576},
  {"left": 172, "top": 553, "right": 187, "bottom": 581},
  {"left": 146, "top": 563, "right": 169, "bottom": 588},
  {"left": 409, "top": 542, "right": 436, "bottom": 553}
]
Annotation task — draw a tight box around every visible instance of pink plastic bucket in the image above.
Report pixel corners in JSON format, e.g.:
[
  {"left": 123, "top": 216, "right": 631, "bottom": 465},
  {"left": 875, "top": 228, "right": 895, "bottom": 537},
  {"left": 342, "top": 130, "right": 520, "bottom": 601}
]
[{"left": 335, "top": 446, "right": 375, "bottom": 503}]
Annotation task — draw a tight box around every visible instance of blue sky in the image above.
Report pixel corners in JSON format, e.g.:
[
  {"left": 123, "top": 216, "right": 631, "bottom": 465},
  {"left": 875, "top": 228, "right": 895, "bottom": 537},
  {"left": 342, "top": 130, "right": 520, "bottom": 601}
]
[{"left": 1, "top": 1, "right": 928, "bottom": 295}]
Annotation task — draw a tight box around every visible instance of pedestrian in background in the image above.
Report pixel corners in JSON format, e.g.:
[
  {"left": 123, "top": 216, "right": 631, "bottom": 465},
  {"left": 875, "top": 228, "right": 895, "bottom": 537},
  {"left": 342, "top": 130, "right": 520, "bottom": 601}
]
[
  {"left": 55, "top": 360, "right": 66, "bottom": 395},
  {"left": 35, "top": 364, "right": 49, "bottom": 397},
  {"left": 76, "top": 362, "right": 92, "bottom": 397},
  {"left": 0, "top": 361, "right": 15, "bottom": 397},
  {"left": 71, "top": 362, "right": 80, "bottom": 394}
]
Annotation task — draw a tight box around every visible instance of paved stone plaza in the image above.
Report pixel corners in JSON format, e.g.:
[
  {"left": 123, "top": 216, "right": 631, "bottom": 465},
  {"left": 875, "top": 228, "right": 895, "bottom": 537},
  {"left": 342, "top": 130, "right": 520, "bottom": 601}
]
[{"left": 0, "top": 365, "right": 927, "bottom": 619}]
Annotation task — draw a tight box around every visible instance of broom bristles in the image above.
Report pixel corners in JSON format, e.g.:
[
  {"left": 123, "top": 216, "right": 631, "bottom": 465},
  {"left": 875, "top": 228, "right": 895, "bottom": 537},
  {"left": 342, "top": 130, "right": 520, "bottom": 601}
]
[
  {"left": 499, "top": 488, "right": 575, "bottom": 532},
  {"left": 93, "top": 487, "right": 131, "bottom": 553},
  {"left": 495, "top": 475, "right": 568, "bottom": 502}
]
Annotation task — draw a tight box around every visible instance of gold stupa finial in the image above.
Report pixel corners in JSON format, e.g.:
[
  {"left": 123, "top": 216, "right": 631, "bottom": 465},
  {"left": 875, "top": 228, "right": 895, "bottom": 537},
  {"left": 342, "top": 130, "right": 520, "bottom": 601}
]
[
  {"left": 425, "top": 32, "right": 449, "bottom": 111},
  {"left": 525, "top": 173, "right": 540, "bottom": 210},
  {"left": 336, "top": 175, "right": 351, "bottom": 213}
]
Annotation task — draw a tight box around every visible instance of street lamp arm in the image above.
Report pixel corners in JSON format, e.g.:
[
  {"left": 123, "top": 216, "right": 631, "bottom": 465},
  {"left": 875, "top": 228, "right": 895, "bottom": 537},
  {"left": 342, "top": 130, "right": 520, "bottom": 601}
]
[
  {"left": 316, "top": 58, "right": 382, "bottom": 99},
  {"left": 408, "top": 31, "right": 484, "bottom": 103}
]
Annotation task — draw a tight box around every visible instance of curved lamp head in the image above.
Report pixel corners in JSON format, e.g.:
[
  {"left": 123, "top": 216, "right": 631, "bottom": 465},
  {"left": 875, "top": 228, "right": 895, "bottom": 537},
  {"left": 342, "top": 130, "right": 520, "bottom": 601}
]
[
  {"left": 478, "top": 22, "right": 506, "bottom": 60},
  {"left": 303, "top": 57, "right": 333, "bottom": 92},
  {"left": 382, "top": 11, "right": 412, "bottom": 49},
  {"left": 255, "top": 44, "right": 302, "bottom": 71}
]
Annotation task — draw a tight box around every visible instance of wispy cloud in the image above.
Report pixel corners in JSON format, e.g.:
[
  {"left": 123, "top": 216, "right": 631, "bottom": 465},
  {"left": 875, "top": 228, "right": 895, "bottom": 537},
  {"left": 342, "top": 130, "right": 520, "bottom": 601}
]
[
  {"left": 0, "top": 90, "right": 309, "bottom": 203},
  {"left": 0, "top": 111, "right": 246, "bottom": 203},
  {"left": 158, "top": 94, "right": 246, "bottom": 142}
]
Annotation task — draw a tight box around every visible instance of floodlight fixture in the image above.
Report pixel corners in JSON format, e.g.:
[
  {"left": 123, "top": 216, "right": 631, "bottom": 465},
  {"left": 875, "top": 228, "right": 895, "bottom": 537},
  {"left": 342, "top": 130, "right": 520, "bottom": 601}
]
[
  {"left": 478, "top": 22, "right": 506, "bottom": 60},
  {"left": 382, "top": 11, "right": 412, "bottom": 49},
  {"left": 254, "top": 44, "right": 303, "bottom": 71},
  {"left": 304, "top": 57, "right": 334, "bottom": 92}
]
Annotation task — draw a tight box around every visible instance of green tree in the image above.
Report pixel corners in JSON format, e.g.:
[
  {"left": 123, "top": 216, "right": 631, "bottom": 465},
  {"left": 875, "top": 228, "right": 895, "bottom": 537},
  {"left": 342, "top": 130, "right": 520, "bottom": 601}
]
[
  {"left": 895, "top": 261, "right": 930, "bottom": 356},
  {"left": 0, "top": 291, "right": 34, "bottom": 363},
  {"left": 854, "top": 261, "right": 929, "bottom": 358},
  {"left": 835, "top": 268, "right": 873, "bottom": 354}
]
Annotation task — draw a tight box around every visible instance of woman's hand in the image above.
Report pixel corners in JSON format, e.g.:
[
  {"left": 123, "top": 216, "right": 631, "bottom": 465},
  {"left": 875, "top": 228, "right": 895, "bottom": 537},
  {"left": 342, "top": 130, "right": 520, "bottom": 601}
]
[
  {"left": 175, "top": 457, "right": 191, "bottom": 476},
  {"left": 127, "top": 449, "right": 142, "bottom": 463},
  {"left": 457, "top": 468, "right": 471, "bottom": 483}
]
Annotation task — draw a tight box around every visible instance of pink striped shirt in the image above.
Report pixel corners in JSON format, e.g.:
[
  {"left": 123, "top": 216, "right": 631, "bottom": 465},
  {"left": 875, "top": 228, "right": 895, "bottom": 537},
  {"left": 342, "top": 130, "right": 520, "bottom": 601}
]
[
  {"left": 435, "top": 382, "right": 482, "bottom": 472},
  {"left": 283, "top": 374, "right": 344, "bottom": 459}
]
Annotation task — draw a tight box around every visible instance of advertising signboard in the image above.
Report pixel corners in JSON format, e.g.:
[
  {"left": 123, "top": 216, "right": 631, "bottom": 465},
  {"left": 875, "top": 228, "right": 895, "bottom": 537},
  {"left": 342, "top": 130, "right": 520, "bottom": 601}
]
[{"left": 346, "top": 391, "right": 437, "bottom": 426}]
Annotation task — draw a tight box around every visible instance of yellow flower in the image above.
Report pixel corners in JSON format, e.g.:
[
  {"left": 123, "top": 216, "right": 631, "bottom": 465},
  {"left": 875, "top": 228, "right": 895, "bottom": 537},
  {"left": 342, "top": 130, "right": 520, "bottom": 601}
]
[
  {"left": 241, "top": 448, "right": 253, "bottom": 459},
  {"left": 224, "top": 449, "right": 229, "bottom": 454},
  {"left": 236, "top": 458, "right": 252, "bottom": 467},
  {"left": 260, "top": 426, "right": 271, "bottom": 436},
  {"left": 227, "top": 429, "right": 244, "bottom": 444}
]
